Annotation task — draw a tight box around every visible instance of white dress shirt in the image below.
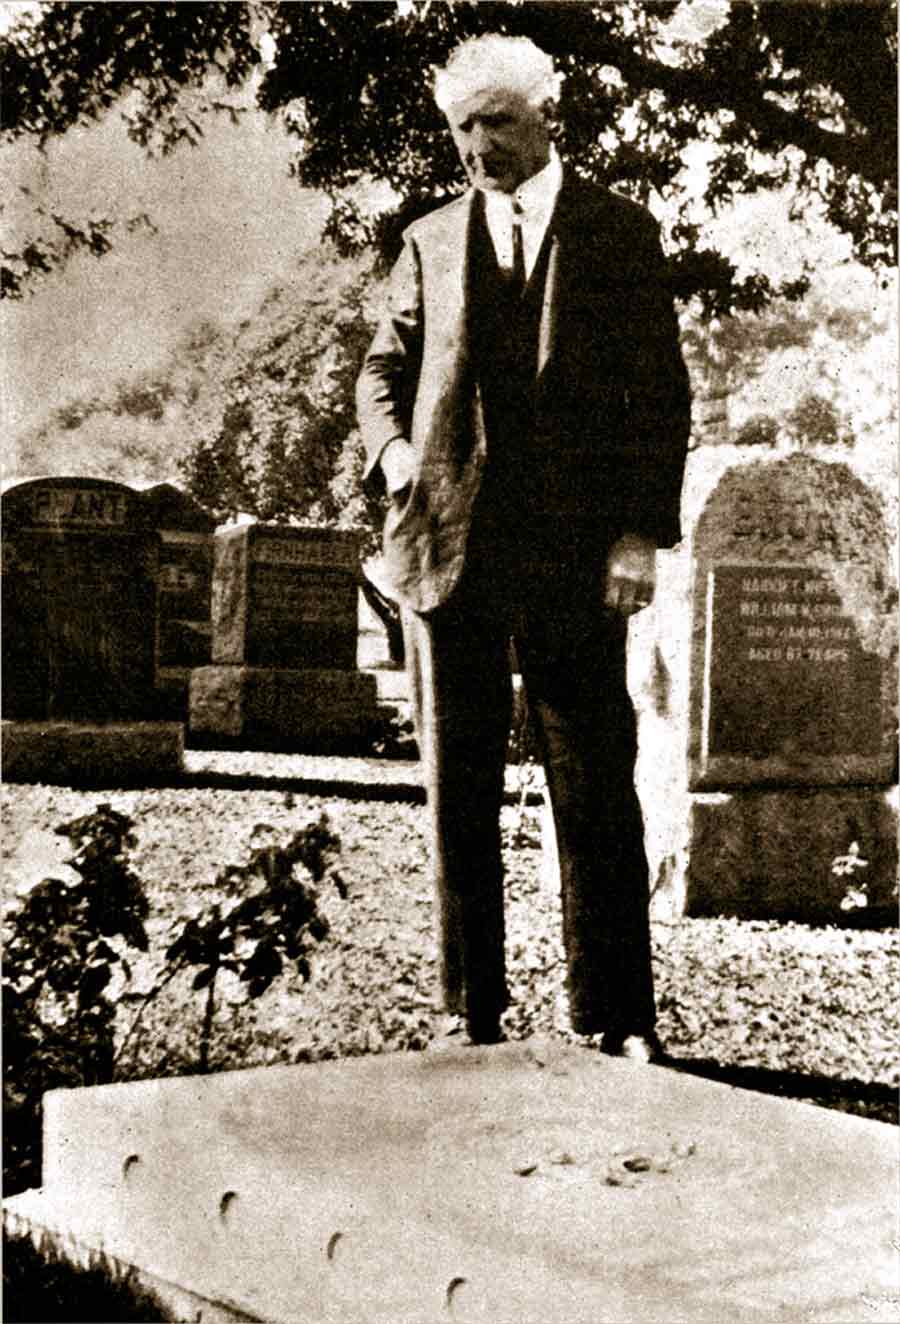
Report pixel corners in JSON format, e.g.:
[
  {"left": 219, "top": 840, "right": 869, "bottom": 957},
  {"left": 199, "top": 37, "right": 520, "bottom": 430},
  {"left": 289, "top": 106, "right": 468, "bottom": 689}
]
[{"left": 482, "top": 149, "right": 563, "bottom": 280}]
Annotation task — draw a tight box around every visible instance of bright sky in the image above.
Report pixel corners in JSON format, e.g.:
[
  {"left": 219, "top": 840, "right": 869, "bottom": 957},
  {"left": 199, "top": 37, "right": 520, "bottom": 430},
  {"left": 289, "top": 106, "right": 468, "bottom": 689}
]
[
  {"left": 0, "top": 0, "right": 876, "bottom": 464},
  {"left": 0, "top": 1, "right": 329, "bottom": 451},
  {"left": 0, "top": 1, "right": 39, "bottom": 35},
  {"left": 1, "top": 83, "right": 326, "bottom": 443}
]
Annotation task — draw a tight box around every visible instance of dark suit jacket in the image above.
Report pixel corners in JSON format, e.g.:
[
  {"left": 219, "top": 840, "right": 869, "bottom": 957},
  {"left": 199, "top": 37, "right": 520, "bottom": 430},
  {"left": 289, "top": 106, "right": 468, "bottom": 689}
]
[{"left": 356, "top": 171, "right": 692, "bottom": 613}]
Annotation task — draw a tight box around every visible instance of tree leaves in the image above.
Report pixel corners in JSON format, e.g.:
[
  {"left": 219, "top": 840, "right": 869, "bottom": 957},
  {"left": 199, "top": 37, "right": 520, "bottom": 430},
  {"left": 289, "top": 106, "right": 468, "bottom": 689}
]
[
  {"left": 258, "top": 0, "right": 896, "bottom": 278},
  {"left": 155, "top": 812, "right": 343, "bottom": 1067},
  {"left": 3, "top": 803, "right": 155, "bottom": 1192},
  {"left": 1, "top": 3, "right": 258, "bottom": 144},
  {"left": 171, "top": 244, "right": 380, "bottom": 532},
  {"left": 2, "top": 1, "right": 895, "bottom": 298}
]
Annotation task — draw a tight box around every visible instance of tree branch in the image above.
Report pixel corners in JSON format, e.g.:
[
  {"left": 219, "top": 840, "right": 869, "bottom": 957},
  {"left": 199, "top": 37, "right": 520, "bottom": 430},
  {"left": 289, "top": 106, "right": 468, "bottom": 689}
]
[{"left": 524, "top": 2, "right": 895, "bottom": 186}]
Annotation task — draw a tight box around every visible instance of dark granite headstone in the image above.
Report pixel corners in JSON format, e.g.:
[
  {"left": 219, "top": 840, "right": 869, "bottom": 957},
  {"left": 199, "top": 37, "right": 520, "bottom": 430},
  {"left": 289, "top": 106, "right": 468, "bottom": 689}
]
[
  {"left": 703, "top": 563, "right": 882, "bottom": 760},
  {"left": 212, "top": 525, "right": 361, "bottom": 670},
  {"left": 191, "top": 523, "right": 376, "bottom": 748},
  {"left": 139, "top": 484, "right": 216, "bottom": 689},
  {"left": 688, "top": 455, "right": 896, "bottom": 789},
  {"left": 156, "top": 539, "right": 214, "bottom": 670},
  {"left": 2, "top": 478, "right": 157, "bottom": 721}
]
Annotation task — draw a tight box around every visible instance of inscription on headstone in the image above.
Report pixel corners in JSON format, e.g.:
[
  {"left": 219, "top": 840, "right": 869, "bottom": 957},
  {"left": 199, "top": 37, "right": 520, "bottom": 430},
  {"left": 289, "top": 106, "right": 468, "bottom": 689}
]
[
  {"left": 688, "top": 455, "right": 896, "bottom": 789},
  {"left": 703, "top": 564, "right": 881, "bottom": 761},
  {"left": 157, "top": 536, "right": 213, "bottom": 670},
  {"left": 138, "top": 483, "right": 215, "bottom": 688},
  {"left": 212, "top": 526, "right": 361, "bottom": 671},
  {"left": 29, "top": 485, "right": 129, "bottom": 527},
  {"left": 1, "top": 478, "right": 157, "bottom": 721},
  {"left": 192, "top": 522, "right": 376, "bottom": 749}
]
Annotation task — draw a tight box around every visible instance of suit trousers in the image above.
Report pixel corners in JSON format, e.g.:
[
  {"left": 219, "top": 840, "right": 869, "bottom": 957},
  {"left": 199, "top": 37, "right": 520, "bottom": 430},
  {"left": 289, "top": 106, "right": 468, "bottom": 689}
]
[{"left": 401, "top": 525, "right": 657, "bottom": 1038}]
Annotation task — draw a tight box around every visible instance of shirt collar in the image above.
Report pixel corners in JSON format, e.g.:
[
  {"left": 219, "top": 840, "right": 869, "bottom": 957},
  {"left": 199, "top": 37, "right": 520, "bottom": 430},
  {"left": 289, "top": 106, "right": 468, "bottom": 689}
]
[
  {"left": 481, "top": 148, "right": 563, "bottom": 219},
  {"left": 513, "top": 148, "right": 562, "bottom": 216}
]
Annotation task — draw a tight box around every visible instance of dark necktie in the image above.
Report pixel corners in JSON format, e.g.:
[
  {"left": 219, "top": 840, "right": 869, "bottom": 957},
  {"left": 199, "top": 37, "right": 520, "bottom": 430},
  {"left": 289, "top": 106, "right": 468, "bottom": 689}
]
[{"left": 511, "top": 202, "right": 525, "bottom": 295}]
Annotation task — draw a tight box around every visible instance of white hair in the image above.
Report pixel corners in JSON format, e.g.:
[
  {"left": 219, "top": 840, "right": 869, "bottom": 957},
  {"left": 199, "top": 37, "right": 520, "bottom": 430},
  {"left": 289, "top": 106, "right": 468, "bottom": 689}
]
[{"left": 433, "top": 34, "right": 563, "bottom": 113}]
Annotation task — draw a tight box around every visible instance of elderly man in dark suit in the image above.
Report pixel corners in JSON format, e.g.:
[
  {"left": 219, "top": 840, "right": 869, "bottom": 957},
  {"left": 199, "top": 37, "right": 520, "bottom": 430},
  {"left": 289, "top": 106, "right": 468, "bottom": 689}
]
[{"left": 357, "top": 34, "right": 691, "bottom": 1057}]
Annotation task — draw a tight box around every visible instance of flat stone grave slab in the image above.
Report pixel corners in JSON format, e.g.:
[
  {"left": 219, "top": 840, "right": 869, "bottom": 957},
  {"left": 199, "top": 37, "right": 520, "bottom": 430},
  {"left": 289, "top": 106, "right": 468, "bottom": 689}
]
[{"left": 5, "top": 1042, "right": 897, "bottom": 1323}]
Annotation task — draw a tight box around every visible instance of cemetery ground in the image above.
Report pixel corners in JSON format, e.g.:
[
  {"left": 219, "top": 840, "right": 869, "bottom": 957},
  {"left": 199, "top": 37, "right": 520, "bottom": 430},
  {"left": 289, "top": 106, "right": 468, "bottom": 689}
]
[
  {"left": 3, "top": 763, "right": 896, "bottom": 1167},
  {"left": 3, "top": 758, "right": 897, "bottom": 1323}
]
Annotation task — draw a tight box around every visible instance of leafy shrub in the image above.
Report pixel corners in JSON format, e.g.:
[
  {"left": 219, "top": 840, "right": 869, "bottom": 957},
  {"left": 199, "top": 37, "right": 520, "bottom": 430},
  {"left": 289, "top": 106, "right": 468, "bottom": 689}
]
[
  {"left": 3, "top": 806, "right": 150, "bottom": 1194},
  {"left": 786, "top": 392, "right": 853, "bottom": 447},
  {"left": 733, "top": 413, "right": 779, "bottom": 447},
  {"left": 3, "top": 805, "right": 345, "bottom": 1195},
  {"left": 121, "top": 814, "right": 344, "bottom": 1074}
]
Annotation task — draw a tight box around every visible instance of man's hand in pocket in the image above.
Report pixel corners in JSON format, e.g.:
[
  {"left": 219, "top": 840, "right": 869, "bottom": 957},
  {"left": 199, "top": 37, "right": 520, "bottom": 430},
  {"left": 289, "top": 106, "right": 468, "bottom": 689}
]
[{"left": 381, "top": 439, "right": 416, "bottom": 497}]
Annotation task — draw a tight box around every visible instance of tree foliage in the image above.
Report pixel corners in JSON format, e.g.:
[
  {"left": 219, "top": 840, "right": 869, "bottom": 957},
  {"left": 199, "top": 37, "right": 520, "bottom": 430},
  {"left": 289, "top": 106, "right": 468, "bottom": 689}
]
[
  {"left": 684, "top": 255, "right": 897, "bottom": 457},
  {"left": 3, "top": 805, "right": 151, "bottom": 1193},
  {"left": 3, "top": 2, "right": 895, "bottom": 534},
  {"left": 2, "top": 0, "right": 896, "bottom": 309},
  {"left": 258, "top": 0, "right": 896, "bottom": 305},
  {"left": 180, "top": 246, "right": 379, "bottom": 532}
]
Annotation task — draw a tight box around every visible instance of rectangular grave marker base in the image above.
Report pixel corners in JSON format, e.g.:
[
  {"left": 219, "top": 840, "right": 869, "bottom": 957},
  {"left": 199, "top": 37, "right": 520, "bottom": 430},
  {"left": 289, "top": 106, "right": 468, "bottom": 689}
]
[
  {"left": 686, "top": 786, "right": 899, "bottom": 921},
  {"left": 2, "top": 721, "right": 184, "bottom": 785},
  {"left": 5, "top": 1042, "right": 896, "bottom": 1324},
  {"left": 189, "top": 667, "right": 378, "bottom": 750}
]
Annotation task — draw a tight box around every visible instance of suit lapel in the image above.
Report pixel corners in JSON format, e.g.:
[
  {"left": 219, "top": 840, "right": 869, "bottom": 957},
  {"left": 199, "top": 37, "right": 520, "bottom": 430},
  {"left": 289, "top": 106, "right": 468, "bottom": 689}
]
[
  {"left": 421, "top": 190, "right": 480, "bottom": 367},
  {"left": 433, "top": 174, "right": 607, "bottom": 392},
  {"left": 537, "top": 172, "right": 585, "bottom": 381}
]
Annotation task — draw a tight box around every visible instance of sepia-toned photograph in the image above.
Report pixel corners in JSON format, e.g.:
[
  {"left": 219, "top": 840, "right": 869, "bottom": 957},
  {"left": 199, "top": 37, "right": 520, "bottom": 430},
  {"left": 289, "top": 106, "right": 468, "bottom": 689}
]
[{"left": 2, "top": 3, "right": 897, "bottom": 1321}]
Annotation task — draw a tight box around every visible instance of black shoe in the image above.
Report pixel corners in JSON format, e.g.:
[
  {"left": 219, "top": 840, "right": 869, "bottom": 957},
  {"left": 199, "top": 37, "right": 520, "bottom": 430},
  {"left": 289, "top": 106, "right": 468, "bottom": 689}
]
[
  {"left": 601, "top": 1031, "right": 664, "bottom": 1063},
  {"left": 427, "top": 1013, "right": 504, "bottom": 1050},
  {"left": 467, "top": 1014, "right": 504, "bottom": 1046}
]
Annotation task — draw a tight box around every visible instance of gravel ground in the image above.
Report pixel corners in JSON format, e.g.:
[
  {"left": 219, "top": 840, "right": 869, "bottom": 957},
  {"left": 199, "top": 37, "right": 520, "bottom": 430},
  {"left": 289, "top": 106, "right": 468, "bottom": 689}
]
[{"left": 2, "top": 772, "right": 897, "bottom": 1124}]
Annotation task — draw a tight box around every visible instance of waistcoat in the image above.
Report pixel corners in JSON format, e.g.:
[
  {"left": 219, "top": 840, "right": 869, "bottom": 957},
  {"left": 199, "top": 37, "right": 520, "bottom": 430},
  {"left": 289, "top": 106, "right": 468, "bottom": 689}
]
[
  {"left": 469, "top": 196, "right": 552, "bottom": 485},
  {"left": 464, "top": 197, "right": 561, "bottom": 594}
]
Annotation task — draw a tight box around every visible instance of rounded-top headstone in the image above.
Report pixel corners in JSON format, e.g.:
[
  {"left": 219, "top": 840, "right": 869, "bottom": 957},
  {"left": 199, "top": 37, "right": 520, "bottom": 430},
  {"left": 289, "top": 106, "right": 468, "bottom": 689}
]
[
  {"left": 688, "top": 454, "right": 897, "bottom": 789},
  {"left": 2, "top": 475, "right": 143, "bottom": 531},
  {"left": 2, "top": 477, "right": 157, "bottom": 720}
]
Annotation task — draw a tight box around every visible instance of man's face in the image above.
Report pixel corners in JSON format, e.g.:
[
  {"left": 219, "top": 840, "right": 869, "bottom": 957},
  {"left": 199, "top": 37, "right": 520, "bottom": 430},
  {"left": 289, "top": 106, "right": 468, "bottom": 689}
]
[{"left": 445, "top": 88, "right": 551, "bottom": 194}]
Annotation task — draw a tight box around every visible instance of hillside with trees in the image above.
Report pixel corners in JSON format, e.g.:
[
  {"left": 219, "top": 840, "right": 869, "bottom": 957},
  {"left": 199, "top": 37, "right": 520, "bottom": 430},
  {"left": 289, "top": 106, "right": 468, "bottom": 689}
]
[
  {"left": 3, "top": 1, "right": 896, "bottom": 528},
  {"left": 10, "top": 242, "right": 382, "bottom": 539},
  {"left": 3, "top": 2, "right": 895, "bottom": 299},
  {"left": 12, "top": 205, "right": 895, "bottom": 541}
]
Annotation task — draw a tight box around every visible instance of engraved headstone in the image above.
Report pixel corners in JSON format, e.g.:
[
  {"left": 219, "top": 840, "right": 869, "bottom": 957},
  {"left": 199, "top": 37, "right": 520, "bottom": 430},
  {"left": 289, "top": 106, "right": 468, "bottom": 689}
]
[
  {"left": 212, "top": 525, "right": 360, "bottom": 670},
  {"left": 689, "top": 455, "right": 896, "bottom": 789},
  {"left": 190, "top": 523, "right": 378, "bottom": 750},
  {"left": 683, "top": 453, "right": 897, "bottom": 920},
  {"left": 1, "top": 478, "right": 157, "bottom": 721},
  {"left": 139, "top": 483, "right": 215, "bottom": 698}
]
